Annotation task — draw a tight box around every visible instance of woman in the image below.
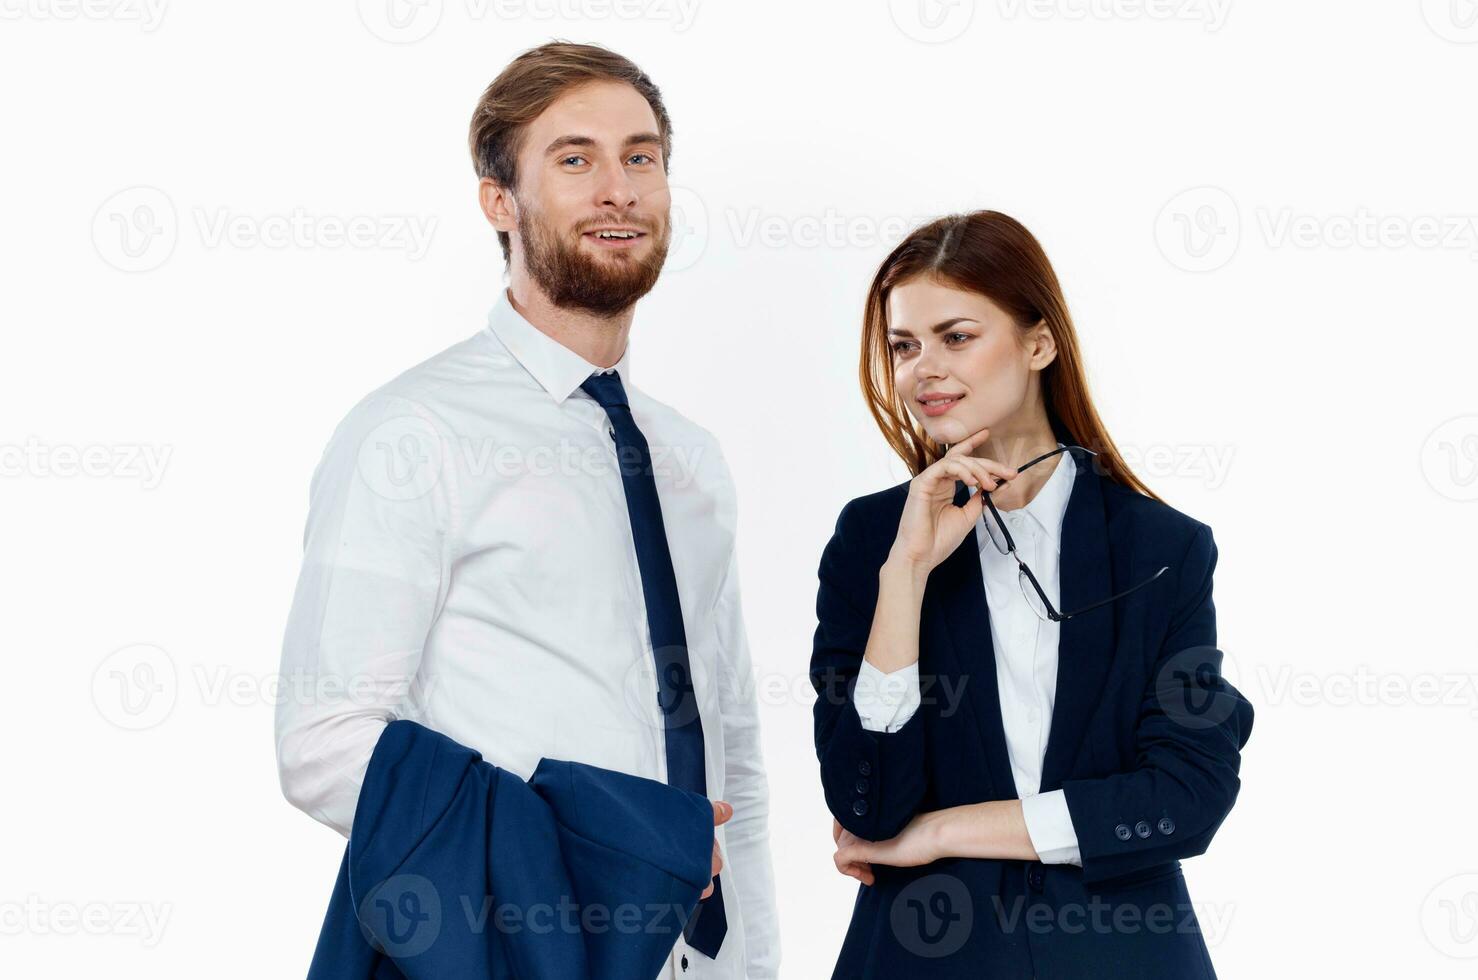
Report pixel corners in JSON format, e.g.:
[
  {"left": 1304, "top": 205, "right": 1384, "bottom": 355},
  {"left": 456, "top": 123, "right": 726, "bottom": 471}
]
[{"left": 811, "top": 211, "right": 1252, "bottom": 978}]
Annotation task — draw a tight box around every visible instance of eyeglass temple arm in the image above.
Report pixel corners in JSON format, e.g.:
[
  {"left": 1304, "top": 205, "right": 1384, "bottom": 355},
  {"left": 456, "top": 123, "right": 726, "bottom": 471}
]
[{"left": 1057, "top": 565, "right": 1171, "bottom": 622}]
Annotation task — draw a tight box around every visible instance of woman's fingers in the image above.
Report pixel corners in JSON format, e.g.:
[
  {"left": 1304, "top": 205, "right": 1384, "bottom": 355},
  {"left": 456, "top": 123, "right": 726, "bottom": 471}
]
[
  {"left": 833, "top": 846, "right": 876, "bottom": 886},
  {"left": 832, "top": 829, "right": 877, "bottom": 886},
  {"left": 954, "top": 454, "right": 1018, "bottom": 489},
  {"left": 943, "top": 425, "right": 992, "bottom": 458},
  {"left": 938, "top": 458, "right": 992, "bottom": 492},
  {"left": 932, "top": 457, "right": 1017, "bottom": 500}
]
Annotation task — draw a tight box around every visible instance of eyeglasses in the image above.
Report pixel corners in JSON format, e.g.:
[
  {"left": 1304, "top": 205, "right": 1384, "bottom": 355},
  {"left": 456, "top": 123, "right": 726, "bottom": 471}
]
[{"left": 977, "top": 444, "right": 1169, "bottom": 622}]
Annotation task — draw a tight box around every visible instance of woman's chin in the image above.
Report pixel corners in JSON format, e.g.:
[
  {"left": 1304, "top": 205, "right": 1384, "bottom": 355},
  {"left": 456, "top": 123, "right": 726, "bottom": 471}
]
[{"left": 927, "top": 416, "right": 976, "bottom": 446}]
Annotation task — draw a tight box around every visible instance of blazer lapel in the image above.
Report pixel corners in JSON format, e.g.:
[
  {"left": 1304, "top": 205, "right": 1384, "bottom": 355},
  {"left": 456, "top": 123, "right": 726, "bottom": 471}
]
[
  {"left": 1039, "top": 460, "right": 1116, "bottom": 791},
  {"left": 925, "top": 495, "right": 1019, "bottom": 802}
]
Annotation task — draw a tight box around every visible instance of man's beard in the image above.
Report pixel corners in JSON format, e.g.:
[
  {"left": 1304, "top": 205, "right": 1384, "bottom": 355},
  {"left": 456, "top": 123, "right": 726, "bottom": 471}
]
[{"left": 517, "top": 203, "right": 670, "bottom": 317}]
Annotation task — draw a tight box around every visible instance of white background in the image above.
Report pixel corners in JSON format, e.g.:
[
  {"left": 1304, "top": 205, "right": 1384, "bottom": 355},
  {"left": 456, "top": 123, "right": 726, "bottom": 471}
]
[{"left": 3, "top": 0, "right": 1477, "bottom": 975}]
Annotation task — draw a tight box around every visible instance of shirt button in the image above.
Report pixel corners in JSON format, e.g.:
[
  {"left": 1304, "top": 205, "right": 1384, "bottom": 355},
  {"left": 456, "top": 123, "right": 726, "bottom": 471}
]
[
  {"left": 1026, "top": 709, "right": 1040, "bottom": 725},
  {"left": 607, "top": 426, "right": 615, "bottom": 440},
  {"left": 681, "top": 953, "right": 688, "bottom": 971}
]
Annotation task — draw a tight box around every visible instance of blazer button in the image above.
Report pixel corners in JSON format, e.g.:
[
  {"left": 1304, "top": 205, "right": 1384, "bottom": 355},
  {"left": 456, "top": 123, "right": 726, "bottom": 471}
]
[
  {"left": 1157, "top": 817, "right": 1176, "bottom": 836},
  {"left": 857, "top": 760, "right": 872, "bottom": 776},
  {"left": 1114, "top": 823, "right": 1132, "bottom": 841},
  {"left": 852, "top": 799, "right": 869, "bottom": 817},
  {"left": 1135, "top": 821, "right": 1152, "bottom": 839},
  {"left": 855, "top": 778, "right": 870, "bottom": 794}
]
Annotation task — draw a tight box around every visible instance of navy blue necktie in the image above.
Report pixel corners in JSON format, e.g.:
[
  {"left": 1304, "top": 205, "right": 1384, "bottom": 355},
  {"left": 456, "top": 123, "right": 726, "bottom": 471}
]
[{"left": 579, "top": 368, "right": 728, "bottom": 959}]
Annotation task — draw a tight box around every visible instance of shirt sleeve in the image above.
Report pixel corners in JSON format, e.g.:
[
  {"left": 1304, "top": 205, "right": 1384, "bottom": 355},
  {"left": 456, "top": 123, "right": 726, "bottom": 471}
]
[
  {"left": 712, "top": 538, "right": 781, "bottom": 978},
  {"left": 274, "top": 392, "right": 456, "bottom": 838},
  {"left": 852, "top": 660, "right": 923, "bottom": 734},
  {"left": 1021, "top": 789, "right": 1082, "bottom": 866}
]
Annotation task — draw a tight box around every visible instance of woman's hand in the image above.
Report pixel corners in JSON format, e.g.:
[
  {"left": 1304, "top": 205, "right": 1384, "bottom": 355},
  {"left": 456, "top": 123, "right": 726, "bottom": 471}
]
[
  {"left": 832, "top": 817, "right": 876, "bottom": 887},
  {"left": 833, "top": 811, "right": 945, "bottom": 876},
  {"left": 889, "top": 426, "right": 1017, "bottom": 573}
]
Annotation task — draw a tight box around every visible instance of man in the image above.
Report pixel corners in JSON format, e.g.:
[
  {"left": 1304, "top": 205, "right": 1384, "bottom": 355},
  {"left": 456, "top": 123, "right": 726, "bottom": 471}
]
[{"left": 276, "top": 41, "right": 779, "bottom": 979}]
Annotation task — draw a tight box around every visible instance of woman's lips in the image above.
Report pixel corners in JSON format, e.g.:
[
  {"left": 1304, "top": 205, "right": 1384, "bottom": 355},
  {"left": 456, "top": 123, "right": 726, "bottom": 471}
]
[{"left": 917, "top": 393, "right": 964, "bottom": 417}]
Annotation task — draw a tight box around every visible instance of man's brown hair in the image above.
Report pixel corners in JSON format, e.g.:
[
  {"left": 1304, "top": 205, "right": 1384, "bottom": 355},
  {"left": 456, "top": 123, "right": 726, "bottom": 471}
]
[{"left": 469, "top": 41, "right": 674, "bottom": 264}]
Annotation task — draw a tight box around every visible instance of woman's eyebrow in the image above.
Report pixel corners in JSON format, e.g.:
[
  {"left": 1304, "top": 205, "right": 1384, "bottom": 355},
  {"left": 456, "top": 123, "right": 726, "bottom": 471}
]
[{"left": 887, "top": 317, "right": 978, "bottom": 337}]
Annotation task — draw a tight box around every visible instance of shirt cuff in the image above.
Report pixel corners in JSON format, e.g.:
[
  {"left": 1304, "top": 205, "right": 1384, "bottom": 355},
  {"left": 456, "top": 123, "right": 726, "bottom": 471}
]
[
  {"left": 1021, "top": 789, "right": 1082, "bottom": 866},
  {"left": 852, "top": 660, "right": 922, "bottom": 733}
]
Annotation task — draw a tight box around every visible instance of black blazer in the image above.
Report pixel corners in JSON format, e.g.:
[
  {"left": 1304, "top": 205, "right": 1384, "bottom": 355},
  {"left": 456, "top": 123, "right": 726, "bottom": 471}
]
[{"left": 811, "top": 455, "right": 1253, "bottom": 979}]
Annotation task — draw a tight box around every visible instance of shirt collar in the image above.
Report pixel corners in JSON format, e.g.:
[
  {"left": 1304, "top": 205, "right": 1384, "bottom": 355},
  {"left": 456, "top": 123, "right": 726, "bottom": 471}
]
[
  {"left": 485, "top": 288, "right": 633, "bottom": 405},
  {"left": 987, "top": 442, "right": 1076, "bottom": 549}
]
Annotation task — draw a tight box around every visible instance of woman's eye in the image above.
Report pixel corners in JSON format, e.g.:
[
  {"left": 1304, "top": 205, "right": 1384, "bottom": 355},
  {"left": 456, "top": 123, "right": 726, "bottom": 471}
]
[
  {"left": 890, "top": 341, "right": 916, "bottom": 355},
  {"left": 946, "top": 332, "right": 970, "bottom": 344}
]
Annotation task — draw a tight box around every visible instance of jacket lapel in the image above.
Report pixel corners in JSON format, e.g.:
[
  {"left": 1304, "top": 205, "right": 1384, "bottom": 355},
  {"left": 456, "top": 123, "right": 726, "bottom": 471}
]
[
  {"left": 1039, "top": 460, "right": 1115, "bottom": 791},
  {"left": 925, "top": 498, "right": 1019, "bottom": 802},
  {"left": 926, "top": 463, "right": 1118, "bottom": 804}
]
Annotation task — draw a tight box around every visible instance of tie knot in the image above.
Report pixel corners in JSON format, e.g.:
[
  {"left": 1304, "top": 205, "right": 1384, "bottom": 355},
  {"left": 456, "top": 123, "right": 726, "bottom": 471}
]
[{"left": 579, "top": 369, "right": 629, "bottom": 410}]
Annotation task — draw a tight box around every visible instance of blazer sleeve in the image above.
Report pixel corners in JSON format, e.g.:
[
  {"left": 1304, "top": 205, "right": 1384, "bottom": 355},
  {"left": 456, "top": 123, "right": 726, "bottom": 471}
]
[
  {"left": 810, "top": 498, "right": 929, "bottom": 842},
  {"left": 307, "top": 719, "right": 588, "bottom": 979},
  {"left": 1060, "top": 523, "right": 1255, "bottom": 884},
  {"left": 307, "top": 720, "right": 714, "bottom": 980}
]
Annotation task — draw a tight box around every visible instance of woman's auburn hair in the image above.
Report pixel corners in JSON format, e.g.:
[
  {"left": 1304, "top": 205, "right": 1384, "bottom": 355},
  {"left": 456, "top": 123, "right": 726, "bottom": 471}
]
[{"left": 859, "top": 210, "right": 1162, "bottom": 502}]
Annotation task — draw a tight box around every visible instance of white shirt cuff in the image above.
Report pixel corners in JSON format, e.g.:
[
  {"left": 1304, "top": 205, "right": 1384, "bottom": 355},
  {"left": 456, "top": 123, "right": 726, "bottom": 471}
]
[
  {"left": 1021, "top": 789, "right": 1082, "bottom": 866},
  {"left": 852, "top": 660, "right": 922, "bottom": 733}
]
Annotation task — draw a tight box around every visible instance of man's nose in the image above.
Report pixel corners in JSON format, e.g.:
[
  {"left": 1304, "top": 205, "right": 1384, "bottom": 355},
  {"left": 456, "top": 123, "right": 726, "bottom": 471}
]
[{"left": 595, "top": 161, "right": 639, "bottom": 211}]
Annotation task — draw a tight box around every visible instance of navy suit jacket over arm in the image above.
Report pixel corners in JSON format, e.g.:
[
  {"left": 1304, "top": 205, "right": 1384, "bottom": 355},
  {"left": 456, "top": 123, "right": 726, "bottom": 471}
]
[{"left": 305, "top": 719, "right": 714, "bottom": 979}]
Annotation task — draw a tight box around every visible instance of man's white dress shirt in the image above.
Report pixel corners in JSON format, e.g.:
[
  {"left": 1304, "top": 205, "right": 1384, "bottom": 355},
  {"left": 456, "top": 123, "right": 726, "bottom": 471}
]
[
  {"left": 852, "top": 444, "right": 1083, "bottom": 865},
  {"left": 276, "top": 289, "right": 779, "bottom": 979}
]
